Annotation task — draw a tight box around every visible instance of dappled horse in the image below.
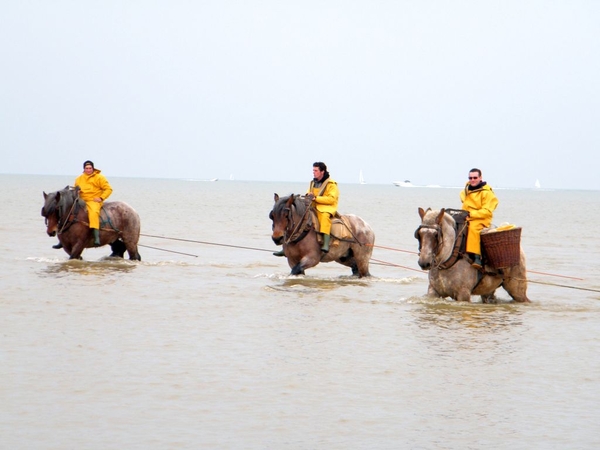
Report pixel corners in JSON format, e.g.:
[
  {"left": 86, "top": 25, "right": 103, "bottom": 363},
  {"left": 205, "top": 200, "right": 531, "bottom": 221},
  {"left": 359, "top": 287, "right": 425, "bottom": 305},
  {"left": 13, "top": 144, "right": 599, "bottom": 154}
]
[
  {"left": 415, "top": 207, "right": 529, "bottom": 303},
  {"left": 270, "top": 193, "right": 375, "bottom": 277},
  {"left": 42, "top": 186, "right": 141, "bottom": 260}
]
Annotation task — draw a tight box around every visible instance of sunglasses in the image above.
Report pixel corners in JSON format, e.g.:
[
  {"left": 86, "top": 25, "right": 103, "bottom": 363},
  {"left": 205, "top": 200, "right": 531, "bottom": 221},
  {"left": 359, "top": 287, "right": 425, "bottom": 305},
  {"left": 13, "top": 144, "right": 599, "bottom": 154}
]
[{"left": 468, "top": 176, "right": 479, "bottom": 180}]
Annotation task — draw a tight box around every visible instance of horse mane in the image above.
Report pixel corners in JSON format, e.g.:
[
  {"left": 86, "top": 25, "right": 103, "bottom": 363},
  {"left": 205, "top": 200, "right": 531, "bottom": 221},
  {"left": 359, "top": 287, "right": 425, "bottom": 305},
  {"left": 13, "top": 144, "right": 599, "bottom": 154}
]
[
  {"left": 422, "top": 208, "right": 457, "bottom": 261},
  {"left": 273, "top": 194, "right": 308, "bottom": 216},
  {"left": 56, "top": 186, "right": 86, "bottom": 217}
]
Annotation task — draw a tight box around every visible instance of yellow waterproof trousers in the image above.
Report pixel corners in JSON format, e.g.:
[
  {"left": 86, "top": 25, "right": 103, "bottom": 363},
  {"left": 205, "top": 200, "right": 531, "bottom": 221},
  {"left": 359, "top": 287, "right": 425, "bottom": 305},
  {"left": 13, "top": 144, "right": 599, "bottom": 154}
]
[
  {"left": 316, "top": 211, "right": 332, "bottom": 234},
  {"left": 466, "top": 220, "right": 486, "bottom": 256},
  {"left": 85, "top": 201, "right": 102, "bottom": 229}
]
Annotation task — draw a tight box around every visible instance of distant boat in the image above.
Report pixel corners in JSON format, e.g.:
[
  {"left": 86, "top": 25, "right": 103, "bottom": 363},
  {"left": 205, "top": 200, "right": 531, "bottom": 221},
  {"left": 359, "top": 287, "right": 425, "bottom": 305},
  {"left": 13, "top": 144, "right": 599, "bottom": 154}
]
[
  {"left": 210, "top": 178, "right": 218, "bottom": 182},
  {"left": 393, "top": 180, "right": 415, "bottom": 187},
  {"left": 359, "top": 170, "right": 366, "bottom": 185},
  {"left": 534, "top": 179, "right": 541, "bottom": 189},
  {"left": 229, "top": 174, "right": 234, "bottom": 181}
]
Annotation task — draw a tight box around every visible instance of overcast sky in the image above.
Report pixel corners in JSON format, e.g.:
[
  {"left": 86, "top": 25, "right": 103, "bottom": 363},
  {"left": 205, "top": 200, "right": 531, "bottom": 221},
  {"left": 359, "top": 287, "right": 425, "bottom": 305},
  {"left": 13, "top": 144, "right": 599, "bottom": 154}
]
[{"left": 1, "top": 1, "right": 599, "bottom": 189}]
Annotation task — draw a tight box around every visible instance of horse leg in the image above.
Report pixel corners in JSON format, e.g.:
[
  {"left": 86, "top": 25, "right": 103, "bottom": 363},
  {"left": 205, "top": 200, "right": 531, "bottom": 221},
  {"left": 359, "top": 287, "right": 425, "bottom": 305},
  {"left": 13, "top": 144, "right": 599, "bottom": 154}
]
[
  {"left": 68, "top": 241, "right": 87, "bottom": 260},
  {"left": 455, "top": 288, "right": 473, "bottom": 302},
  {"left": 481, "top": 292, "right": 498, "bottom": 304},
  {"left": 289, "top": 253, "right": 320, "bottom": 276},
  {"left": 502, "top": 264, "right": 531, "bottom": 303},
  {"left": 109, "top": 240, "right": 126, "bottom": 258},
  {"left": 502, "top": 278, "right": 530, "bottom": 303},
  {"left": 290, "top": 263, "right": 305, "bottom": 276},
  {"left": 123, "top": 240, "right": 141, "bottom": 261}
]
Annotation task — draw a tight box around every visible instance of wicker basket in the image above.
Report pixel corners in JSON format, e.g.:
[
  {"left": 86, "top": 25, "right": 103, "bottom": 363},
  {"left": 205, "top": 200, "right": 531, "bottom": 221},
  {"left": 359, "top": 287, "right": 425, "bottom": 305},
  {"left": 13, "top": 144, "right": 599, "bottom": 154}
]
[{"left": 481, "top": 227, "right": 522, "bottom": 269}]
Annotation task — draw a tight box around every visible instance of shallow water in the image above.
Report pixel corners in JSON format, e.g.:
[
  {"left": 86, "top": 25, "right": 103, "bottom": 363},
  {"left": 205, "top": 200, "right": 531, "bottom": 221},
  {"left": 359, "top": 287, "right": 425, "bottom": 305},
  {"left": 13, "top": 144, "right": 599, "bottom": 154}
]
[{"left": 2, "top": 174, "right": 599, "bottom": 449}]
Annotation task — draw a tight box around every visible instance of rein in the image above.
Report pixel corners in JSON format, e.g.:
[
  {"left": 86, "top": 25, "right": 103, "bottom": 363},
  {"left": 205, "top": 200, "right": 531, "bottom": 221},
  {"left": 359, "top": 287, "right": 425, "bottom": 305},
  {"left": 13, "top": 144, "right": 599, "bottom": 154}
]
[
  {"left": 416, "top": 220, "right": 468, "bottom": 270},
  {"left": 56, "top": 197, "right": 80, "bottom": 234},
  {"left": 284, "top": 198, "right": 312, "bottom": 245}
]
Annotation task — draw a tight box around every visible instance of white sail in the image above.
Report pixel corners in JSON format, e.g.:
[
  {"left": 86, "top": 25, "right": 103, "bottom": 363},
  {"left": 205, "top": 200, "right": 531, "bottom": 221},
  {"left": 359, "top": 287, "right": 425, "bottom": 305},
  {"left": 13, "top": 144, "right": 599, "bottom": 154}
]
[
  {"left": 359, "top": 170, "right": 366, "bottom": 184},
  {"left": 534, "top": 179, "right": 541, "bottom": 189}
]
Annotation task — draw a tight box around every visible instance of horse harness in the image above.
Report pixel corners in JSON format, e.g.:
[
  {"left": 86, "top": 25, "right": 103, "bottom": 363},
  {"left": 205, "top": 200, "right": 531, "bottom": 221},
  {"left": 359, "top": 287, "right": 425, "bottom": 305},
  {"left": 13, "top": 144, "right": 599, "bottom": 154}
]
[
  {"left": 415, "top": 216, "right": 469, "bottom": 270},
  {"left": 49, "top": 192, "right": 121, "bottom": 236},
  {"left": 282, "top": 196, "right": 364, "bottom": 246}
]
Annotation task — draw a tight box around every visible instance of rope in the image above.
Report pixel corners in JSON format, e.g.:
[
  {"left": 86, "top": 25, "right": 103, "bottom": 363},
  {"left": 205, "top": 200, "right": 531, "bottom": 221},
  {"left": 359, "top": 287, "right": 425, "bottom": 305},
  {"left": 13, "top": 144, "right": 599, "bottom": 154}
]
[
  {"left": 367, "top": 243, "right": 418, "bottom": 255},
  {"left": 139, "top": 233, "right": 598, "bottom": 292},
  {"left": 526, "top": 279, "right": 600, "bottom": 293},
  {"left": 369, "top": 258, "right": 424, "bottom": 273},
  {"left": 140, "top": 233, "right": 274, "bottom": 253},
  {"left": 138, "top": 244, "right": 199, "bottom": 258}
]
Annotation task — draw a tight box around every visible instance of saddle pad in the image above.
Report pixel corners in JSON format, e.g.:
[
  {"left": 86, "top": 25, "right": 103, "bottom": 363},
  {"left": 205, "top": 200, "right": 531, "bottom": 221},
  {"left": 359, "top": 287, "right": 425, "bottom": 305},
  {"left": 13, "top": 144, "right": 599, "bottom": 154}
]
[{"left": 331, "top": 216, "right": 353, "bottom": 241}]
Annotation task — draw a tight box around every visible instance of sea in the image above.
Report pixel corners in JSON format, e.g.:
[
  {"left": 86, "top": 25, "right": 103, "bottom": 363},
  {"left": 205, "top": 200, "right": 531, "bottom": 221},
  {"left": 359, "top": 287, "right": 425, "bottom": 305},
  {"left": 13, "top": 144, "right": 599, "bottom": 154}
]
[{"left": 2, "top": 174, "right": 599, "bottom": 450}]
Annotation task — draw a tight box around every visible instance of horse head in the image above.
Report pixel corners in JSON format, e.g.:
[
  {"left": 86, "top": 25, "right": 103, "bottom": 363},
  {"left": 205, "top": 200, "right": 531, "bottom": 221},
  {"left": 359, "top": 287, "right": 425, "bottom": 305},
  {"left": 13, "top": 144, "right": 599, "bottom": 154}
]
[
  {"left": 41, "top": 186, "right": 82, "bottom": 236},
  {"left": 41, "top": 191, "right": 60, "bottom": 236},
  {"left": 270, "top": 193, "right": 296, "bottom": 245},
  {"left": 415, "top": 207, "right": 456, "bottom": 270}
]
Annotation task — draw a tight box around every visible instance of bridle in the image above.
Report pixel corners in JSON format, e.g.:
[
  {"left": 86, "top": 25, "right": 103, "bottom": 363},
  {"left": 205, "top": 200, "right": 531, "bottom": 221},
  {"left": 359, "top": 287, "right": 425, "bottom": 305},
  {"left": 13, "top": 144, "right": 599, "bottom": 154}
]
[
  {"left": 282, "top": 197, "right": 313, "bottom": 245},
  {"left": 415, "top": 223, "right": 443, "bottom": 256},
  {"left": 44, "top": 190, "right": 81, "bottom": 235},
  {"left": 415, "top": 218, "right": 467, "bottom": 270}
]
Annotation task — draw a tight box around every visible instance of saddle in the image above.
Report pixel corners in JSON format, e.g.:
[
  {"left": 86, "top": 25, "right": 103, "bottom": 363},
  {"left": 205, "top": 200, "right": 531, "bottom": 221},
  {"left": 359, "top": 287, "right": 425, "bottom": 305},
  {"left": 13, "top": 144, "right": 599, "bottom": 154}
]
[{"left": 309, "top": 210, "right": 354, "bottom": 248}]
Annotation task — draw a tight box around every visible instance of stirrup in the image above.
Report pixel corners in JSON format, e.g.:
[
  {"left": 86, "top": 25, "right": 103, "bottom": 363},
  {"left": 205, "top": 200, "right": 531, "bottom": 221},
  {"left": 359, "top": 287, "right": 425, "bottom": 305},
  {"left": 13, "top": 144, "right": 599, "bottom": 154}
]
[{"left": 471, "top": 255, "right": 483, "bottom": 270}]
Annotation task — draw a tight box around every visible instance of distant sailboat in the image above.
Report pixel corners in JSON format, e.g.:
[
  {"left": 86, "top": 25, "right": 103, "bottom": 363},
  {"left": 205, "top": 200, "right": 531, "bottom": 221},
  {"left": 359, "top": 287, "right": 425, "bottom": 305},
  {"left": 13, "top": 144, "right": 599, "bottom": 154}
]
[
  {"left": 359, "top": 170, "right": 366, "bottom": 185},
  {"left": 534, "top": 179, "right": 541, "bottom": 189},
  {"left": 230, "top": 174, "right": 234, "bottom": 181}
]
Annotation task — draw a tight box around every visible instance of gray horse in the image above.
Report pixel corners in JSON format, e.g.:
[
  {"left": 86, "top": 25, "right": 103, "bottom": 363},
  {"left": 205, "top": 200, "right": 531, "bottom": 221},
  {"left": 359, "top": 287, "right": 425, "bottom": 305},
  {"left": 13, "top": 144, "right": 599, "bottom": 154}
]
[{"left": 415, "top": 207, "right": 530, "bottom": 303}]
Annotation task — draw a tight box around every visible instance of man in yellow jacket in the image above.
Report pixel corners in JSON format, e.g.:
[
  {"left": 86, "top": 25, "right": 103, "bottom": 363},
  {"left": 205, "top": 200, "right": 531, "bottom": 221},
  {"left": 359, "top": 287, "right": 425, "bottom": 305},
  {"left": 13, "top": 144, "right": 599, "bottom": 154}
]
[
  {"left": 460, "top": 168, "right": 498, "bottom": 270},
  {"left": 273, "top": 161, "right": 339, "bottom": 256},
  {"left": 307, "top": 161, "right": 339, "bottom": 253},
  {"left": 74, "top": 160, "right": 113, "bottom": 246}
]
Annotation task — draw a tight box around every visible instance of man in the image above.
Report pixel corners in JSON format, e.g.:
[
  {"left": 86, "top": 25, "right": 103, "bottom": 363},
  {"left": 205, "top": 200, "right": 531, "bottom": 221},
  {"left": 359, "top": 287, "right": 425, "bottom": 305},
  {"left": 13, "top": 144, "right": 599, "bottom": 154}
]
[
  {"left": 75, "top": 160, "right": 113, "bottom": 246},
  {"left": 307, "top": 161, "right": 339, "bottom": 253},
  {"left": 273, "top": 161, "right": 339, "bottom": 256},
  {"left": 460, "top": 168, "right": 498, "bottom": 270}
]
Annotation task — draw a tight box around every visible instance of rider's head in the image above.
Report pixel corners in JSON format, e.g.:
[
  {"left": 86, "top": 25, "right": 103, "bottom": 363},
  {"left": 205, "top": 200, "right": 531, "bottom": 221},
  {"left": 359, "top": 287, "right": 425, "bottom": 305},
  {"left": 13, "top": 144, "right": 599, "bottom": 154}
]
[
  {"left": 83, "top": 160, "right": 95, "bottom": 175},
  {"left": 312, "top": 162, "right": 328, "bottom": 181}
]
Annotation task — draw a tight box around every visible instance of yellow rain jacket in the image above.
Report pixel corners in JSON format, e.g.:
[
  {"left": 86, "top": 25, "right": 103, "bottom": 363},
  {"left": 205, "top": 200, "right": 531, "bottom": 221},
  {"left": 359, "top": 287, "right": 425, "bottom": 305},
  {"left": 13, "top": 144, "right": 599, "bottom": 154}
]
[
  {"left": 74, "top": 169, "right": 113, "bottom": 229},
  {"left": 307, "top": 178, "right": 339, "bottom": 234},
  {"left": 460, "top": 182, "right": 498, "bottom": 255}
]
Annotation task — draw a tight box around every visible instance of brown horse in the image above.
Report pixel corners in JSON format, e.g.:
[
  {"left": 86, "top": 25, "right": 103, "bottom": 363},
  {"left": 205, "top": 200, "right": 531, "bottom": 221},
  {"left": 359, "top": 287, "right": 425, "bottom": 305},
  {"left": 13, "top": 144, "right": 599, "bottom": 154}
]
[
  {"left": 415, "top": 207, "right": 530, "bottom": 303},
  {"left": 270, "top": 193, "right": 375, "bottom": 277},
  {"left": 42, "top": 186, "right": 141, "bottom": 260}
]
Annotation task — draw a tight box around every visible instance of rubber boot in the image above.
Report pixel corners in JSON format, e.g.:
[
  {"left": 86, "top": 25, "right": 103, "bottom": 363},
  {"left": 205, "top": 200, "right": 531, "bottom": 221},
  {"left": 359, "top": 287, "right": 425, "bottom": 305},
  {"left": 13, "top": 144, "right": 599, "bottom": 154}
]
[
  {"left": 93, "top": 228, "right": 101, "bottom": 247},
  {"left": 273, "top": 249, "right": 285, "bottom": 257},
  {"left": 321, "top": 234, "right": 331, "bottom": 253},
  {"left": 471, "top": 254, "right": 483, "bottom": 270},
  {"left": 52, "top": 242, "right": 63, "bottom": 249}
]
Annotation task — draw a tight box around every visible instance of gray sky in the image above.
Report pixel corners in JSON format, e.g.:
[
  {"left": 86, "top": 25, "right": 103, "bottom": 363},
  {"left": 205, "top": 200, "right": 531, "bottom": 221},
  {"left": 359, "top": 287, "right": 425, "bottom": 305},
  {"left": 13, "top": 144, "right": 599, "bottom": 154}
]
[{"left": 2, "top": 1, "right": 599, "bottom": 189}]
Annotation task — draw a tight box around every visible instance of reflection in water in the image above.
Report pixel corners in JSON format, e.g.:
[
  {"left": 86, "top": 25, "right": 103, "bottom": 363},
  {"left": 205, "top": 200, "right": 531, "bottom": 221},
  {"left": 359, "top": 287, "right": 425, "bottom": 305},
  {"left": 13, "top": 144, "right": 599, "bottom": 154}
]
[
  {"left": 38, "top": 257, "right": 138, "bottom": 277},
  {"left": 279, "top": 276, "right": 371, "bottom": 290},
  {"left": 415, "top": 300, "right": 525, "bottom": 331},
  {"left": 410, "top": 298, "right": 528, "bottom": 361}
]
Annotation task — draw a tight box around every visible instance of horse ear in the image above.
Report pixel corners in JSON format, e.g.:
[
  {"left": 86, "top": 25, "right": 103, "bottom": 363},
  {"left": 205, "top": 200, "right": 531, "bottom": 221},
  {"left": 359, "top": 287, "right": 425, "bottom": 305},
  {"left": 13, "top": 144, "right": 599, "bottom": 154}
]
[
  {"left": 274, "top": 193, "right": 279, "bottom": 202},
  {"left": 43, "top": 192, "right": 47, "bottom": 199},
  {"left": 418, "top": 207, "right": 426, "bottom": 219},
  {"left": 286, "top": 195, "right": 295, "bottom": 207},
  {"left": 436, "top": 209, "right": 445, "bottom": 224}
]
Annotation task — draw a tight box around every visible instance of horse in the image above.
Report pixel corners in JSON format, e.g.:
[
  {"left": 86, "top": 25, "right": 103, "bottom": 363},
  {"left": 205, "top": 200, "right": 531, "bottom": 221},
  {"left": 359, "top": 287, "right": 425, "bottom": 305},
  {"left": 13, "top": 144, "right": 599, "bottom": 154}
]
[
  {"left": 269, "top": 193, "right": 375, "bottom": 277},
  {"left": 41, "top": 186, "right": 141, "bottom": 261},
  {"left": 414, "top": 207, "right": 530, "bottom": 303}
]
